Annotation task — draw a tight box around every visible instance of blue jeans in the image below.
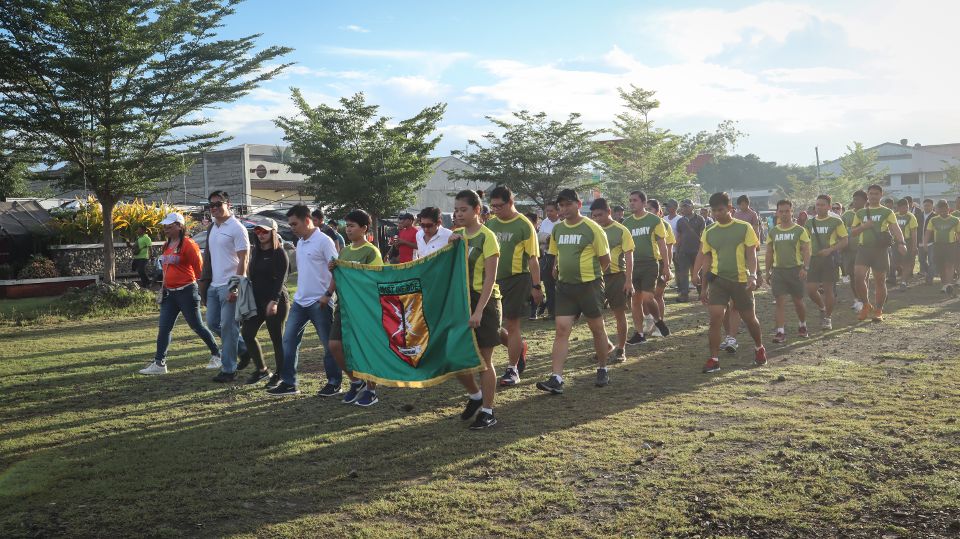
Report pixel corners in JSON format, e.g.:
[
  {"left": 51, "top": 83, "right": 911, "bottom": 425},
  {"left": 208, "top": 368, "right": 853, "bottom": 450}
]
[
  {"left": 155, "top": 283, "right": 220, "bottom": 365},
  {"left": 206, "top": 284, "right": 247, "bottom": 373},
  {"left": 280, "top": 300, "right": 339, "bottom": 387}
]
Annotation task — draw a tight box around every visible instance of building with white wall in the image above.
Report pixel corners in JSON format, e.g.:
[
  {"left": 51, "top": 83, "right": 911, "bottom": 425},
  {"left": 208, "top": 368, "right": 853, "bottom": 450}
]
[{"left": 820, "top": 140, "right": 960, "bottom": 201}]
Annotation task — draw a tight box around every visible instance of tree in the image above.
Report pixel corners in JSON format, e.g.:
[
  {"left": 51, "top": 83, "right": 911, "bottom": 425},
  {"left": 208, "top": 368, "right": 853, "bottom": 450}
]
[
  {"left": 0, "top": 137, "right": 38, "bottom": 201},
  {"left": 835, "top": 142, "right": 886, "bottom": 195},
  {"left": 452, "top": 111, "right": 603, "bottom": 211},
  {"left": 697, "top": 154, "right": 816, "bottom": 193},
  {"left": 275, "top": 91, "right": 445, "bottom": 236},
  {"left": 599, "top": 85, "right": 743, "bottom": 205},
  {"left": 0, "top": 0, "right": 292, "bottom": 282},
  {"left": 943, "top": 162, "right": 960, "bottom": 197}
]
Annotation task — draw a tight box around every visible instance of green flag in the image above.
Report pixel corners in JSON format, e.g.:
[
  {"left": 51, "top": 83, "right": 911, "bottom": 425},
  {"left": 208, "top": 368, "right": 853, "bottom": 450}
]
[{"left": 334, "top": 240, "right": 483, "bottom": 387}]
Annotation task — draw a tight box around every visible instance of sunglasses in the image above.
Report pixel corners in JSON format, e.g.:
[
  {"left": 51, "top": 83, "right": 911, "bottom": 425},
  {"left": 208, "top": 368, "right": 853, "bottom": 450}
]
[
  {"left": 254, "top": 228, "right": 271, "bottom": 235},
  {"left": 210, "top": 201, "right": 225, "bottom": 208},
  {"left": 421, "top": 222, "right": 437, "bottom": 229}
]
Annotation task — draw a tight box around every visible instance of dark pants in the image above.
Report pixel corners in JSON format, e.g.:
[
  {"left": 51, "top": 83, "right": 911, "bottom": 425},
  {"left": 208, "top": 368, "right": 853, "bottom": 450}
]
[
  {"left": 241, "top": 298, "right": 288, "bottom": 372},
  {"left": 540, "top": 253, "right": 557, "bottom": 317},
  {"left": 675, "top": 250, "right": 697, "bottom": 294},
  {"left": 154, "top": 283, "right": 220, "bottom": 366},
  {"left": 133, "top": 258, "right": 151, "bottom": 288}
]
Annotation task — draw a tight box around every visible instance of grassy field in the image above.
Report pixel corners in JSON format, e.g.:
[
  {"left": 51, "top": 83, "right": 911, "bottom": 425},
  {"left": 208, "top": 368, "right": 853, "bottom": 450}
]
[{"left": 1, "top": 280, "right": 959, "bottom": 537}]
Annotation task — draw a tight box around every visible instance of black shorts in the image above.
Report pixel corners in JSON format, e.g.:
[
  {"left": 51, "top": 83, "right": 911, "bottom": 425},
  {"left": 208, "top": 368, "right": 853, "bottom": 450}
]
[
  {"left": 772, "top": 267, "right": 805, "bottom": 298},
  {"left": 556, "top": 279, "right": 605, "bottom": 319},
  {"left": 632, "top": 260, "right": 660, "bottom": 293},
  {"left": 708, "top": 277, "right": 754, "bottom": 311},
  {"left": 497, "top": 273, "right": 532, "bottom": 320},
  {"left": 855, "top": 246, "right": 890, "bottom": 274},
  {"left": 470, "top": 292, "right": 502, "bottom": 348},
  {"left": 933, "top": 243, "right": 959, "bottom": 272},
  {"left": 603, "top": 272, "right": 628, "bottom": 310},
  {"left": 808, "top": 255, "right": 839, "bottom": 284}
]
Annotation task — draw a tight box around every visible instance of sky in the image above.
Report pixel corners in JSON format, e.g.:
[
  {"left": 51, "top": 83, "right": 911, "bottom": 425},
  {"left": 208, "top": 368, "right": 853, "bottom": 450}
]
[{"left": 209, "top": 0, "right": 958, "bottom": 166}]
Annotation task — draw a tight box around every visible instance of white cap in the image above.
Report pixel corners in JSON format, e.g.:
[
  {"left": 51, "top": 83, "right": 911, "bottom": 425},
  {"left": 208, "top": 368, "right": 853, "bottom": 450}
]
[{"left": 160, "top": 212, "right": 185, "bottom": 225}]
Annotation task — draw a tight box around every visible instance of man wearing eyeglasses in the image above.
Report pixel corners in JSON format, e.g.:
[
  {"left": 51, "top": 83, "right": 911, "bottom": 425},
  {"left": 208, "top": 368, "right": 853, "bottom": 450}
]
[
  {"left": 199, "top": 190, "right": 250, "bottom": 383},
  {"left": 414, "top": 206, "right": 452, "bottom": 259}
]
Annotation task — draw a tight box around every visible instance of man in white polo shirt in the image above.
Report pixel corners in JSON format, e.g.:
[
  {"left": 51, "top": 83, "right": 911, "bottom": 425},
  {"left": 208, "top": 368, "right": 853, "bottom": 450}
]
[
  {"left": 414, "top": 206, "right": 452, "bottom": 258},
  {"left": 201, "top": 190, "right": 250, "bottom": 383},
  {"left": 267, "top": 204, "right": 341, "bottom": 396}
]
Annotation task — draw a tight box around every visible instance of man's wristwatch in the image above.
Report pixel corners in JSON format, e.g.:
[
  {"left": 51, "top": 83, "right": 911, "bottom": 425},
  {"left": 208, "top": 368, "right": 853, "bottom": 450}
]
[{"left": 532, "top": 283, "right": 542, "bottom": 290}]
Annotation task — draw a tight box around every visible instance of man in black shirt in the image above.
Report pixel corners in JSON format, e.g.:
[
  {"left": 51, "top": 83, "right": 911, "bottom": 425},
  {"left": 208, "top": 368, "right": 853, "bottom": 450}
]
[{"left": 675, "top": 199, "right": 706, "bottom": 302}]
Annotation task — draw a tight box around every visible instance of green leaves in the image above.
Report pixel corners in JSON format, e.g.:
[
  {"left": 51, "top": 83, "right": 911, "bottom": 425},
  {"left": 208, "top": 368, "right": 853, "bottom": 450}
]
[
  {"left": 452, "top": 111, "right": 603, "bottom": 210},
  {"left": 275, "top": 91, "right": 445, "bottom": 227},
  {"left": 598, "top": 85, "right": 743, "bottom": 205}
]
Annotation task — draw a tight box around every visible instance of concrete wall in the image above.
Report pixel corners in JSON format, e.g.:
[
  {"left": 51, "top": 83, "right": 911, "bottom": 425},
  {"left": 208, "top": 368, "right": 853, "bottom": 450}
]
[{"left": 48, "top": 242, "right": 164, "bottom": 277}]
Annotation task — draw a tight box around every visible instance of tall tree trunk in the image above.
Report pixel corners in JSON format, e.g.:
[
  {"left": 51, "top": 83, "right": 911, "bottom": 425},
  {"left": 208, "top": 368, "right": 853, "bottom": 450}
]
[{"left": 100, "top": 195, "right": 117, "bottom": 283}]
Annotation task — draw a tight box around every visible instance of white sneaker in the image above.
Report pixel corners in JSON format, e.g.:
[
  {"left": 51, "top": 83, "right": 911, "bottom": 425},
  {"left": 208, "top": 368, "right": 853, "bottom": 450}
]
[
  {"left": 852, "top": 300, "right": 863, "bottom": 313},
  {"left": 205, "top": 355, "right": 222, "bottom": 370},
  {"left": 842, "top": 276, "right": 850, "bottom": 284},
  {"left": 723, "top": 337, "right": 739, "bottom": 353},
  {"left": 822, "top": 318, "right": 833, "bottom": 330},
  {"left": 139, "top": 362, "right": 168, "bottom": 375}
]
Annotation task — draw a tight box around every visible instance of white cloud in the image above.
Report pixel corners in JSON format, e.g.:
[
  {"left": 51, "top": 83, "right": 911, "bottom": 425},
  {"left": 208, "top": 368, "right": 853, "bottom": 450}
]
[
  {"left": 762, "top": 67, "right": 864, "bottom": 84},
  {"left": 382, "top": 76, "right": 447, "bottom": 98},
  {"left": 342, "top": 24, "right": 370, "bottom": 33},
  {"left": 648, "top": 2, "right": 826, "bottom": 62}
]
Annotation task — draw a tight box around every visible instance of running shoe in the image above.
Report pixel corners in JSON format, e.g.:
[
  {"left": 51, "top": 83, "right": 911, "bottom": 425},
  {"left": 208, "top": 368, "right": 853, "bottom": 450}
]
[
  {"left": 610, "top": 347, "right": 627, "bottom": 364},
  {"left": 460, "top": 397, "right": 483, "bottom": 420},
  {"left": 654, "top": 320, "right": 670, "bottom": 337},
  {"left": 857, "top": 303, "right": 874, "bottom": 321},
  {"left": 139, "top": 362, "right": 167, "bottom": 375},
  {"left": 852, "top": 300, "right": 863, "bottom": 313},
  {"left": 264, "top": 373, "right": 281, "bottom": 390},
  {"left": 245, "top": 369, "right": 271, "bottom": 385},
  {"left": 469, "top": 411, "right": 497, "bottom": 430},
  {"left": 595, "top": 368, "right": 609, "bottom": 387},
  {"left": 871, "top": 307, "right": 884, "bottom": 322},
  {"left": 266, "top": 382, "right": 300, "bottom": 397},
  {"left": 342, "top": 380, "right": 367, "bottom": 404},
  {"left": 626, "top": 332, "right": 646, "bottom": 346},
  {"left": 212, "top": 371, "right": 236, "bottom": 383},
  {"left": 702, "top": 358, "right": 721, "bottom": 373},
  {"left": 798, "top": 326, "right": 809, "bottom": 338},
  {"left": 317, "top": 383, "right": 342, "bottom": 397},
  {"left": 536, "top": 375, "right": 564, "bottom": 394},
  {"left": 499, "top": 367, "right": 520, "bottom": 387},
  {"left": 205, "top": 355, "right": 222, "bottom": 370},
  {"left": 773, "top": 331, "right": 786, "bottom": 344},
  {"left": 355, "top": 390, "right": 379, "bottom": 407},
  {"left": 754, "top": 346, "right": 767, "bottom": 366},
  {"left": 723, "top": 338, "right": 739, "bottom": 354},
  {"left": 822, "top": 318, "right": 833, "bottom": 330}
]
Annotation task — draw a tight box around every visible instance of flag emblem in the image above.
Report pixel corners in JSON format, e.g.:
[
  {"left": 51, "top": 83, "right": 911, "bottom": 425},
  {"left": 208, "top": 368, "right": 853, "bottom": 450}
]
[{"left": 379, "top": 279, "right": 430, "bottom": 368}]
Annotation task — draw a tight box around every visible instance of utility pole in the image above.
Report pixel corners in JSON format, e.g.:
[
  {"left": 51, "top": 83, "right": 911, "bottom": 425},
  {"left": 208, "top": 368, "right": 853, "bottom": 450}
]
[{"left": 815, "top": 146, "right": 822, "bottom": 194}]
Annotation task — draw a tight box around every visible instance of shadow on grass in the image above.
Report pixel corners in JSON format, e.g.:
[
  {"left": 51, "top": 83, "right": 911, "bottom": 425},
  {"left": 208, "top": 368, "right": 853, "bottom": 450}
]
[{"left": 0, "top": 281, "right": 956, "bottom": 536}]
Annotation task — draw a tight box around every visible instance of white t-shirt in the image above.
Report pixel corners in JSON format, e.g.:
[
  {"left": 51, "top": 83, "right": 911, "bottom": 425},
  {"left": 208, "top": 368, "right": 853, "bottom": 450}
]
[
  {"left": 293, "top": 228, "right": 339, "bottom": 307},
  {"left": 415, "top": 226, "right": 453, "bottom": 258},
  {"left": 209, "top": 216, "right": 250, "bottom": 287},
  {"left": 665, "top": 214, "right": 683, "bottom": 236},
  {"left": 538, "top": 218, "right": 559, "bottom": 249}
]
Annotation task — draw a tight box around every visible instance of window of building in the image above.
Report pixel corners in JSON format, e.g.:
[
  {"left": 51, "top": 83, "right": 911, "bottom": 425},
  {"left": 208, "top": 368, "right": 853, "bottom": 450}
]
[
  {"left": 880, "top": 175, "right": 891, "bottom": 186},
  {"left": 925, "top": 172, "right": 945, "bottom": 183},
  {"left": 900, "top": 173, "right": 920, "bottom": 185}
]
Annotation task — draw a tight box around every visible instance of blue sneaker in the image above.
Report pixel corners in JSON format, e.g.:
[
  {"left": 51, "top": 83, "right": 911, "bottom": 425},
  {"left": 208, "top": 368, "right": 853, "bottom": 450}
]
[
  {"left": 355, "top": 390, "right": 379, "bottom": 407},
  {"left": 342, "top": 381, "right": 366, "bottom": 404}
]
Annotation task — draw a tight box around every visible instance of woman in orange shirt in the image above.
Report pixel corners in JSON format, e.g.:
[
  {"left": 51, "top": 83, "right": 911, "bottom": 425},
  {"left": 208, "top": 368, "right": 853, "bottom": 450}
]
[{"left": 139, "top": 213, "right": 221, "bottom": 375}]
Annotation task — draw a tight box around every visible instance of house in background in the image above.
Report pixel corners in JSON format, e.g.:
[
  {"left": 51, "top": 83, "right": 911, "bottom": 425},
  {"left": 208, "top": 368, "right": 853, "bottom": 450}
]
[
  {"left": 820, "top": 140, "right": 960, "bottom": 201},
  {"left": 406, "top": 155, "right": 490, "bottom": 214}
]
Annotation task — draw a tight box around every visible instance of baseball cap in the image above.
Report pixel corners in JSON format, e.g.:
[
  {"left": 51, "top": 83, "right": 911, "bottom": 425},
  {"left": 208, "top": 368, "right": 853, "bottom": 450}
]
[
  {"left": 556, "top": 189, "right": 580, "bottom": 204},
  {"left": 159, "top": 212, "right": 185, "bottom": 225},
  {"left": 253, "top": 217, "right": 278, "bottom": 231},
  {"left": 680, "top": 199, "right": 694, "bottom": 207}
]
